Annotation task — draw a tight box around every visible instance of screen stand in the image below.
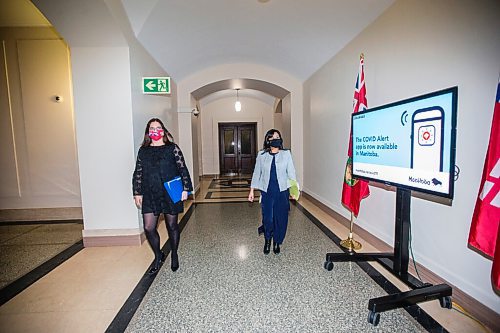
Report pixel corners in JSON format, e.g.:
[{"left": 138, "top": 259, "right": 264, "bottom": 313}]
[{"left": 323, "top": 188, "right": 452, "bottom": 326}]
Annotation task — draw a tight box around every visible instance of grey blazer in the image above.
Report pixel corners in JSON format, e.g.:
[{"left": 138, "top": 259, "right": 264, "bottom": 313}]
[{"left": 250, "top": 149, "right": 297, "bottom": 192}]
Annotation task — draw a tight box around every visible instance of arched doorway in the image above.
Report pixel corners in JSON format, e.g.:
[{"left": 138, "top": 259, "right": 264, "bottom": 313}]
[{"left": 191, "top": 78, "right": 290, "bottom": 177}]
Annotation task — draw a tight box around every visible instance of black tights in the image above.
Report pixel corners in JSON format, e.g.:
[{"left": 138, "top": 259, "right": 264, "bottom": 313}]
[{"left": 143, "top": 213, "right": 180, "bottom": 262}]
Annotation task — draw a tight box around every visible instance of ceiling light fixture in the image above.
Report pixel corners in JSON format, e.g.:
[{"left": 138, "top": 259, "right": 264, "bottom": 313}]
[{"left": 235, "top": 89, "right": 242, "bottom": 112}]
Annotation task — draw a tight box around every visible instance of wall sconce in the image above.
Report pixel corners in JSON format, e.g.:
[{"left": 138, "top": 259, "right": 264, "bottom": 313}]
[{"left": 235, "top": 89, "right": 241, "bottom": 112}]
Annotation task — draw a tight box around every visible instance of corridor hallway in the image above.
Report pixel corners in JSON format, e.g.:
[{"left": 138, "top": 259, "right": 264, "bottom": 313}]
[{"left": 0, "top": 177, "right": 487, "bottom": 332}]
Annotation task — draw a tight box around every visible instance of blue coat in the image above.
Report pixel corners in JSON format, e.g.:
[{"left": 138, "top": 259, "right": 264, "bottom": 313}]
[{"left": 250, "top": 149, "right": 297, "bottom": 192}]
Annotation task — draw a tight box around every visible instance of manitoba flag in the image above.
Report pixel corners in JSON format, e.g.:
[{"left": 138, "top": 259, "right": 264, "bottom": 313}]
[
  {"left": 341, "top": 55, "right": 370, "bottom": 217},
  {"left": 468, "top": 79, "right": 500, "bottom": 290}
]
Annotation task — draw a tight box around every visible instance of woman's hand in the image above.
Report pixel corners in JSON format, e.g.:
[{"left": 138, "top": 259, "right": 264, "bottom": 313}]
[
  {"left": 181, "top": 191, "right": 189, "bottom": 201},
  {"left": 248, "top": 189, "right": 254, "bottom": 202},
  {"left": 134, "top": 195, "right": 143, "bottom": 209}
]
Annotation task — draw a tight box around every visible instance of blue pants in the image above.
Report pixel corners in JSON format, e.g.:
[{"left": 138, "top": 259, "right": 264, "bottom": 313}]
[{"left": 261, "top": 189, "right": 290, "bottom": 244}]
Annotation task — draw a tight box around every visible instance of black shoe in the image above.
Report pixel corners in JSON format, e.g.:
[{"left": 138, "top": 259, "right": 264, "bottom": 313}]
[
  {"left": 148, "top": 252, "right": 166, "bottom": 275},
  {"left": 273, "top": 241, "right": 280, "bottom": 254},
  {"left": 148, "top": 261, "right": 161, "bottom": 275},
  {"left": 263, "top": 239, "right": 271, "bottom": 255},
  {"left": 148, "top": 265, "right": 160, "bottom": 275},
  {"left": 171, "top": 252, "right": 179, "bottom": 272}
]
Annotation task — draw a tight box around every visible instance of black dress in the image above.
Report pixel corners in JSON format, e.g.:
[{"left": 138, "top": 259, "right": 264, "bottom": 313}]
[{"left": 132, "top": 143, "right": 193, "bottom": 215}]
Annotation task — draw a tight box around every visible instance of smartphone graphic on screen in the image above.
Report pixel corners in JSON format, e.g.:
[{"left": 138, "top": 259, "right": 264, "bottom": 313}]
[{"left": 410, "top": 107, "right": 444, "bottom": 171}]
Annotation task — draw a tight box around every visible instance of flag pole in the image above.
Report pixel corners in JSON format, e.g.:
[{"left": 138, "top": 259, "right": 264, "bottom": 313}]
[
  {"left": 340, "top": 212, "right": 362, "bottom": 251},
  {"left": 339, "top": 52, "right": 367, "bottom": 251}
]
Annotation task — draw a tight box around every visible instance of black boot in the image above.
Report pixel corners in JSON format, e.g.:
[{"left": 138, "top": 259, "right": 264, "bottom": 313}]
[
  {"left": 171, "top": 251, "right": 179, "bottom": 272},
  {"left": 263, "top": 239, "right": 271, "bottom": 255},
  {"left": 149, "top": 251, "right": 166, "bottom": 275},
  {"left": 273, "top": 241, "right": 280, "bottom": 254}
]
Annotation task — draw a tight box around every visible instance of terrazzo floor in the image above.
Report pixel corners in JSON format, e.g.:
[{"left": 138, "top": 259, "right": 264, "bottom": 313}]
[
  {"left": 0, "top": 177, "right": 490, "bottom": 332},
  {"left": 0, "top": 223, "right": 83, "bottom": 289},
  {"left": 125, "top": 202, "right": 426, "bottom": 332}
]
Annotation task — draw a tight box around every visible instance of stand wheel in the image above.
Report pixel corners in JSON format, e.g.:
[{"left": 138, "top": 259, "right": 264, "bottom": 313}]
[
  {"left": 324, "top": 261, "right": 334, "bottom": 271},
  {"left": 439, "top": 296, "right": 452, "bottom": 309},
  {"left": 368, "top": 310, "right": 380, "bottom": 326}
]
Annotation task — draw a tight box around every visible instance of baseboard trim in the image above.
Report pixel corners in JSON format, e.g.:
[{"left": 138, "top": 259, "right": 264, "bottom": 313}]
[
  {"left": 301, "top": 191, "right": 500, "bottom": 333},
  {"left": 82, "top": 229, "right": 145, "bottom": 247},
  {"left": 194, "top": 184, "right": 201, "bottom": 197}
]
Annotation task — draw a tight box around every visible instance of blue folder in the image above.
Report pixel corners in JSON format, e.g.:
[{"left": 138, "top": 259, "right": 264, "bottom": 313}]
[{"left": 163, "top": 176, "right": 183, "bottom": 203}]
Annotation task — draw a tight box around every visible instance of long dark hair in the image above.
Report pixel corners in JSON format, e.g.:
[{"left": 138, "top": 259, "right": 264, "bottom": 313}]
[
  {"left": 141, "top": 118, "right": 174, "bottom": 147},
  {"left": 262, "top": 128, "right": 284, "bottom": 153}
]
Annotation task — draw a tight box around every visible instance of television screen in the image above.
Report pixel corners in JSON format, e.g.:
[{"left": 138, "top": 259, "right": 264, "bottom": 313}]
[{"left": 351, "top": 87, "right": 457, "bottom": 199}]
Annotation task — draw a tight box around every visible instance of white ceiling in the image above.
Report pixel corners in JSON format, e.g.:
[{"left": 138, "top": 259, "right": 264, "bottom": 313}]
[
  {"left": 122, "top": 0, "right": 395, "bottom": 81},
  {"left": 3, "top": 0, "right": 395, "bottom": 100}
]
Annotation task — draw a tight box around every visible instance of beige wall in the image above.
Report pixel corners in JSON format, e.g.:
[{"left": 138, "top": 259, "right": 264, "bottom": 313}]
[
  {"left": 280, "top": 94, "right": 292, "bottom": 150},
  {"left": 105, "top": 0, "right": 178, "bottom": 154},
  {"left": 196, "top": 103, "right": 203, "bottom": 178},
  {"left": 303, "top": 0, "right": 500, "bottom": 312},
  {"left": 71, "top": 46, "right": 138, "bottom": 233},
  {"left": 26, "top": 0, "right": 184, "bottom": 241},
  {"left": 200, "top": 96, "right": 274, "bottom": 175},
  {"left": 272, "top": 100, "right": 283, "bottom": 139},
  {"left": 0, "top": 27, "right": 81, "bottom": 209},
  {"left": 129, "top": 39, "right": 177, "bottom": 153},
  {"left": 32, "top": 0, "right": 179, "bottom": 240},
  {"left": 190, "top": 95, "right": 200, "bottom": 191}
]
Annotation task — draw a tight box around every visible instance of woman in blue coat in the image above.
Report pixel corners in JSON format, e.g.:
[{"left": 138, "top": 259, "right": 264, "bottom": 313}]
[{"left": 248, "top": 129, "right": 297, "bottom": 254}]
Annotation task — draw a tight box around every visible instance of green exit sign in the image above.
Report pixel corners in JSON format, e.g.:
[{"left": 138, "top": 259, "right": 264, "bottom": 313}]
[{"left": 142, "top": 77, "right": 171, "bottom": 94}]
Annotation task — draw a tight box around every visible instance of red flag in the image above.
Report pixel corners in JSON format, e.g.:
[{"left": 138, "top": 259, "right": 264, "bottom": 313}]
[
  {"left": 341, "top": 55, "right": 370, "bottom": 217},
  {"left": 468, "top": 79, "right": 500, "bottom": 290}
]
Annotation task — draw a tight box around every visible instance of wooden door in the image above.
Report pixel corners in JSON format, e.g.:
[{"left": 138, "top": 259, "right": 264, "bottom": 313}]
[{"left": 219, "top": 123, "right": 256, "bottom": 175}]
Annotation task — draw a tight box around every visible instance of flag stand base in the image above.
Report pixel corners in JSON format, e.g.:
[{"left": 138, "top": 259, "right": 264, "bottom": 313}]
[
  {"left": 324, "top": 188, "right": 452, "bottom": 327},
  {"left": 340, "top": 214, "right": 362, "bottom": 251},
  {"left": 340, "top": 237, "right": 362, "bottom": 251}
]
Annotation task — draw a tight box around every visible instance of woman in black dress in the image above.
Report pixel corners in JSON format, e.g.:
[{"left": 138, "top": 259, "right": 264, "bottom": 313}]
[{"left": 133, "top": 118, "right": 193, "bottom": 274}]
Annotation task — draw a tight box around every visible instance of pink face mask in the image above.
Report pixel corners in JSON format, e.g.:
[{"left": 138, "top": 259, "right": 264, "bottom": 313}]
[{"left": 149, "top": 129, "right": 164, "bottom": 141}]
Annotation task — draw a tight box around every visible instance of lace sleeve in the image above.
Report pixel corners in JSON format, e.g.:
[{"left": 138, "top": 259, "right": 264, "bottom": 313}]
[
  {"left": 132, "top": 151, "right": 143, "bottom": 195},
  {"left": 173, "top": 144, "right": 193, "bottom": 192}
]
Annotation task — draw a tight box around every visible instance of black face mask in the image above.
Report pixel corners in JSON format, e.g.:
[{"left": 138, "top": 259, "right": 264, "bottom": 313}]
[{"left": 269, "top": 139, "right": 282, "bottom": 148}]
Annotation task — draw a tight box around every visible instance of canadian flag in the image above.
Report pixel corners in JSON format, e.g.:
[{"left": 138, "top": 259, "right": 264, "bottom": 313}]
[{"left": 468, "top": 80, "right": 500, "bottom": 290}]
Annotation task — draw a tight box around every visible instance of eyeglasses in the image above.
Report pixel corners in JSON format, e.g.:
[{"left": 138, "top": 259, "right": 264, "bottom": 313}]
[{"left": 149, "top": 127, "right": 163, "bottom": 132}]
